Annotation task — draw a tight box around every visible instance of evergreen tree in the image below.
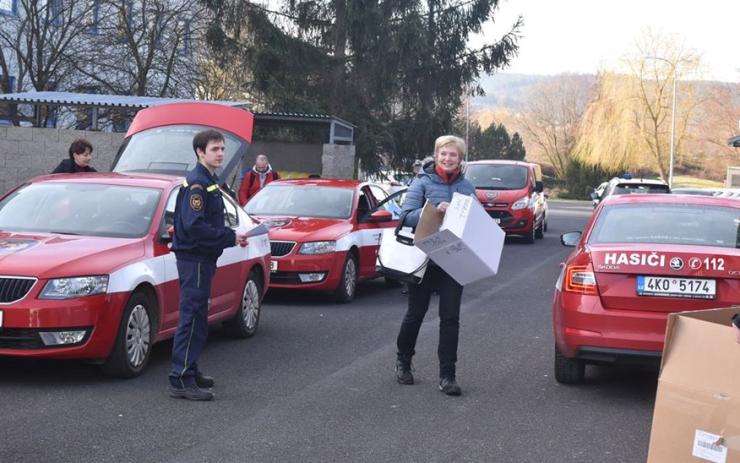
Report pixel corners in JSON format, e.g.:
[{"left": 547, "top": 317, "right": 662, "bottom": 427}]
[{"left": 202, "top": 0, "right": 521, "bottom": 173}]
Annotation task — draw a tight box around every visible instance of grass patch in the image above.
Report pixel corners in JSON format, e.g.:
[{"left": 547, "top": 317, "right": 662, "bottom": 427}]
[{"left": 671, "top": 175, "right": 724, "bottom": 188}]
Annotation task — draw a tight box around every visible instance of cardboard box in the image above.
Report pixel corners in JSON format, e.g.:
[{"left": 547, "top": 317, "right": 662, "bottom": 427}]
[
  {"left": 647, "top": 306, "right": 740, "bottom": 463},
  {"left": 413, "top": 192, "right": 505, "bottom": 286}
]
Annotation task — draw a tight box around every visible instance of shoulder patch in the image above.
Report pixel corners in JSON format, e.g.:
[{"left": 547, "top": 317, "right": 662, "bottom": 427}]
[{"left": 189, "top": 192, "right": 204, "bottom": 211}]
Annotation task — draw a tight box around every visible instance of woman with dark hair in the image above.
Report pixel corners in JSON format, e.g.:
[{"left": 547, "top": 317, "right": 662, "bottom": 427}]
[{"left": 52, "top": 139, "right": 97, "bottom": 173}]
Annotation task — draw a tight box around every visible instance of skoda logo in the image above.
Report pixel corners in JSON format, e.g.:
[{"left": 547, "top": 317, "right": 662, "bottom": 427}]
[
  {"left": 669, "top": 257, "right": 684, "bottom": 271},
  {"left": 485, "top": 192, "right": 498, "bottom": 200}
]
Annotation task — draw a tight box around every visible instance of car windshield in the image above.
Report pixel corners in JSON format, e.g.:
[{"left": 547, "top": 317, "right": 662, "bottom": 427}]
[
  {"left": 245, "top": 185, "right": 354, "bottom": 219},
  {"left": 589, "top": 203, "right": 740, "bottom": 249},
  {"left": 612, "top": 183, "right": 670, "bottom": 195},
  {"left": 0, "top": 183, "right": 161, "bottom": 238},
  {"left": 112, "top": 124, "right": 246, "bottom": 179},
  {"left": 465, "top": 164, "right": 529, "bottom": 190}
]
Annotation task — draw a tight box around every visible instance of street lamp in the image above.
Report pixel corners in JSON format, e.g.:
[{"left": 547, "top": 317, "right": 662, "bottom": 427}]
[{"left": 645, "top": 56, "right": 677, "bottom": 188}]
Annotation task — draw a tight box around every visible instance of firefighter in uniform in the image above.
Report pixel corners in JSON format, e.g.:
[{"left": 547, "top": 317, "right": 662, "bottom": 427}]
[{"left": 168, "top": 129, "right": 247, "bottom": 401}]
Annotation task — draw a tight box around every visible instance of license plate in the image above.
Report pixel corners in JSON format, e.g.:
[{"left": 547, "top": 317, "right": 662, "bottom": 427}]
[
  {"left": 637, "top": 276, "right": 716, "bottom": 299},
  {"left": 270, "top": 260, "right": 278, "bottom": 273}
]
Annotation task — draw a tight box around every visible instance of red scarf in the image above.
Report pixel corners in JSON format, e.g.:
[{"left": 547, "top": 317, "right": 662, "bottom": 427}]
[{"left": 435, "top": 164, "right": 461, "bottom": 184}]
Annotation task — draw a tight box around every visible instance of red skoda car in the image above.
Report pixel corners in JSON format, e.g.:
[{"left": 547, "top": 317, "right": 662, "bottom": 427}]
[
  {"left": 245, "top": 179, "right": 401, "bottom": 302},
  {"left": 552, "top": 194, "right": 740, "bottom": 383},
  {"left": 0, "top": 174, "right": 270, "bottom": 377}
]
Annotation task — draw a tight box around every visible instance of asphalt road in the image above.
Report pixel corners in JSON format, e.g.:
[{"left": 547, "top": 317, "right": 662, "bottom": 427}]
[{"left": 0, "top": 200, "right": 658, "bottom": 463}]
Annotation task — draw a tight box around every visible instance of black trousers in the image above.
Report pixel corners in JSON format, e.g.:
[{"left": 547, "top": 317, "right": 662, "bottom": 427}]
[{"left": 396, "top": 264, "right": 463, "bottom": 379}]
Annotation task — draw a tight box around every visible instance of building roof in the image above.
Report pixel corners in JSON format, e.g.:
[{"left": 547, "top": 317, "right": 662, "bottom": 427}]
[
  {"left": 0, "top": 91, "right": 248, "bottom": 108},
  {"left": 0, "top": 91, "right": 354, "bottom": 143}
]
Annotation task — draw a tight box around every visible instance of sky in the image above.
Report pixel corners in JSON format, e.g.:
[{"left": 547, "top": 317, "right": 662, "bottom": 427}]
[{"left": 475, "top": 0, "right": 740, "bottom": 82}]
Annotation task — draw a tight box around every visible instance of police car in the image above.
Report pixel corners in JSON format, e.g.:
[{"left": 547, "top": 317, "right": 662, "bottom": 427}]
[
  {"left": 552, "top": 193, "right": 740, "bottom": 384},
  {"left": 0, "top": 173, "right": 270, "bottom": 377},
  {"left": 245, "top": 179, "right": 402, "bottom": 302}
]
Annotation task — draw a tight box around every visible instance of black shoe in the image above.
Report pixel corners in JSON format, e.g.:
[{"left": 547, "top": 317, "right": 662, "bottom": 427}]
[
  {"left": 167, "top": 384, "right": 215, "bottom": 401},
  {"left": 195, "top": 372, "right": 215, "bottom": 388},
  {"left": 395, "top": 356, "right": 414, "bottom": 385},
  {"left": 439, "top": 377, "right": 461, "bottom": 396}
]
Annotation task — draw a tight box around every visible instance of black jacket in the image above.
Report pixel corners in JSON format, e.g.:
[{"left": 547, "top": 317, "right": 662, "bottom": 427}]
[{"left": 51, "top": 159, "right": 97, "bottom": 174}]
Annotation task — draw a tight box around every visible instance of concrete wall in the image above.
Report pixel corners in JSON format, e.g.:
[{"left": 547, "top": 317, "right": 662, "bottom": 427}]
[
  {"left": 242, "top": 141, "right": 324, "bottom": 177},
  {"left": 321, "top": 144, "right": 356, "bottom": 179},
  {"left": 0, "top": 127, "right": 123, "bottom": 193},
  {"left": 0, "top": 128, "right": 356, "bottom": 195}
]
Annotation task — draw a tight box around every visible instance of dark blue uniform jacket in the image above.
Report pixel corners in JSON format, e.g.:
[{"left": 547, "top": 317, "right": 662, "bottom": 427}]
[{"left": 172, "top": 162, "right": 236, "bottom": 262}]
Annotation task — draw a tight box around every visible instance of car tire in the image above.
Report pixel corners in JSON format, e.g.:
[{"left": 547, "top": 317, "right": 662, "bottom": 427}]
[
  {"left": 554, "top": 346, "right": 585, "bottom": 384},
  {"left": 524, "top": 224, "right": 536, "bottom": 244},
  {"left": 102, "top": 291, "right": 155, "bottom": 378},
  {"left": 224, "top": 269, "right": 263, "bottom": 338},
  {"left": 334, "top": 253, "right": 358, "bottom": 303},
  {"left": 535, "top": 219, "right": 545, "bottom": 239}
]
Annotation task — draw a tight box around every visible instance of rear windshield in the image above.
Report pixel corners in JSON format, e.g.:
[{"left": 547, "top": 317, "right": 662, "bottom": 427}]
[
  {"left": 589, "top": 203, "right": 739, "bottom": 249},
  {"left": 0, "top": 183, "right": 160, "bottom": 238},
  {"left": 465, "top": 164, "right": 529, "bottom": 190},
  {"left": 613, "top": 183, "right": 670, "bottom": 195},
  {"left": 113, "top": 124, "right": 246, "bottom": 179},
  {"left": 245, "top": 184, "right": 354, "bottom": 219}
]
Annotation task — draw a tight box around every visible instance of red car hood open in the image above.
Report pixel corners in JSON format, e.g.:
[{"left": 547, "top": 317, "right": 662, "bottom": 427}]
[
  {"left": 256, "top": 216, "right": 353, "bottom": 243},
  {"left": 475, "top": 189, "right": 528, "bottom": 205},
  {"left": 0, "top": 233, "right": 145, "bottom": 279}
]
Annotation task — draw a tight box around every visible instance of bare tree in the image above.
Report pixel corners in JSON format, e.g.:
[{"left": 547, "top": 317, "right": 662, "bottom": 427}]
[
  {"left": 75, "top": 0, "right": 207, "bottom": 97},
  {"left": 517, "top": 75, "right": 594, "bottom": 179},
  {"left": 0, "top": 0, "right": 98, "bottom": 124},
  {"left": 574, "top": 30, "right": 702, "bottom": 178}
]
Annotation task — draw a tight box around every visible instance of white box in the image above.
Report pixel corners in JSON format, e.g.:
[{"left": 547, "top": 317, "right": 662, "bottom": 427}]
[{"left": 414, "top": 193, "right": 505, "bottom": 285}]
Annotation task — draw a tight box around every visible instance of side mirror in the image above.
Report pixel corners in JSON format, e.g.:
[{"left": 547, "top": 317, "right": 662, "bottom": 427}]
[
  {"left": 365, "top": 210, "right": 393, "bottom": 223},
  {"left": 535, "top": 181, "right": 544, "bottom": 193},
  {"left": 590, "top": 192, "right": 599, "bottom": 201},
  {"left": 560, "top": 231, "right": 582, "bottom": 247}
]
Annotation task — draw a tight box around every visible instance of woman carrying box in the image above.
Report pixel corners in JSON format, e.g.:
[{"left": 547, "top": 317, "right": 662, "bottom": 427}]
[{"left": 395, "top": 135, "right": 476, "bottom": 396}]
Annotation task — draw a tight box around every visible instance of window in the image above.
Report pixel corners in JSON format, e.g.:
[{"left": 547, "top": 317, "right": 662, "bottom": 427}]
[
  {"left": 1, "top": 75, "right": 16, "bottom": 93},
  {"left": 0, "top": 0, "right": 17, "bottom": 16},
  {"left": 84, "top": 0, "right": 100, "bottom": 34},
  {"left": 178, "top": 19, "right": 192, "bottom": 56},
  {"left": 223, "top": 195, "right": 239, "bottom": 228}
]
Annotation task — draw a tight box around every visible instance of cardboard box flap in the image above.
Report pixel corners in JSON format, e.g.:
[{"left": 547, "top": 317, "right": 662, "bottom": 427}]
[{"left": 415, "top": 201, "right": 444, "bottom": 241}]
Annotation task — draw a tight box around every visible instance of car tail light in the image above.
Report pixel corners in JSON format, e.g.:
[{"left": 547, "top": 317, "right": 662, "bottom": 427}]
[{"left": 564, "top": 264, "right": 598, "bottom": 295}]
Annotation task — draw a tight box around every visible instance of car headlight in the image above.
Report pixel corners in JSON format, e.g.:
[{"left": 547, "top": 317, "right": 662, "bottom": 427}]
[
  {"left": 512, "top": 196, "right": 532, "bottom": 210},
  {"left": 40, "top": 276, "right": 109, "bottom": 300},
  {"left": 298, "top": 241, "right": 337, "bottom": 255}
]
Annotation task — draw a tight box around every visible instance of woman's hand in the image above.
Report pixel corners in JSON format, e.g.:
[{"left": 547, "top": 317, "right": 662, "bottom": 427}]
[{"left": 436, "top": 202, "right": 450, "bottom": 213}]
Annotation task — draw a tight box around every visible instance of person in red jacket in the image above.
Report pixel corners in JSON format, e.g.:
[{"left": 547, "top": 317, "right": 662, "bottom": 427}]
[{"left": 238, "top": 154, "right": 280, "bottom": 206}]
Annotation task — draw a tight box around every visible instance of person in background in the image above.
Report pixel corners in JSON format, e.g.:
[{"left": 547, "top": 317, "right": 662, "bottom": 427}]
[
  {"left": 238, "top": 154, "right": 280, "bottom": 206},
  {"left": 52, "top": 139, "right": 96, "bottom": 173},
  {"left": 394, "top": 135, "right": 476, "bottom": 396}
]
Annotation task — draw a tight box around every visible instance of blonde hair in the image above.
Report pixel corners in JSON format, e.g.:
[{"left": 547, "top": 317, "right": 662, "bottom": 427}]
[{"left": 434, "top": 135, "right": 466, "bottom": 158}]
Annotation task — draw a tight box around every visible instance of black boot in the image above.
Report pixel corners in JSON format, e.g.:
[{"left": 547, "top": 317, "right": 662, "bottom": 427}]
[
  {"left": 439, "top": 377, "right": 461, "bottom": 396},
  {"left": 395, "top": 354, "right": 414, "bottom": 385},
  {"left": 195, "top": 372, "right": 215, "bottom": 389}
]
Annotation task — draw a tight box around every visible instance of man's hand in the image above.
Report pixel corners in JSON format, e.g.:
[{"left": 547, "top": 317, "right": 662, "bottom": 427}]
[
  {"left": 436, "top": 202, "right": 450, "bottom": 213},
  {"left": 236, "top": 231, "right": 248, "bottom": 247}
]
